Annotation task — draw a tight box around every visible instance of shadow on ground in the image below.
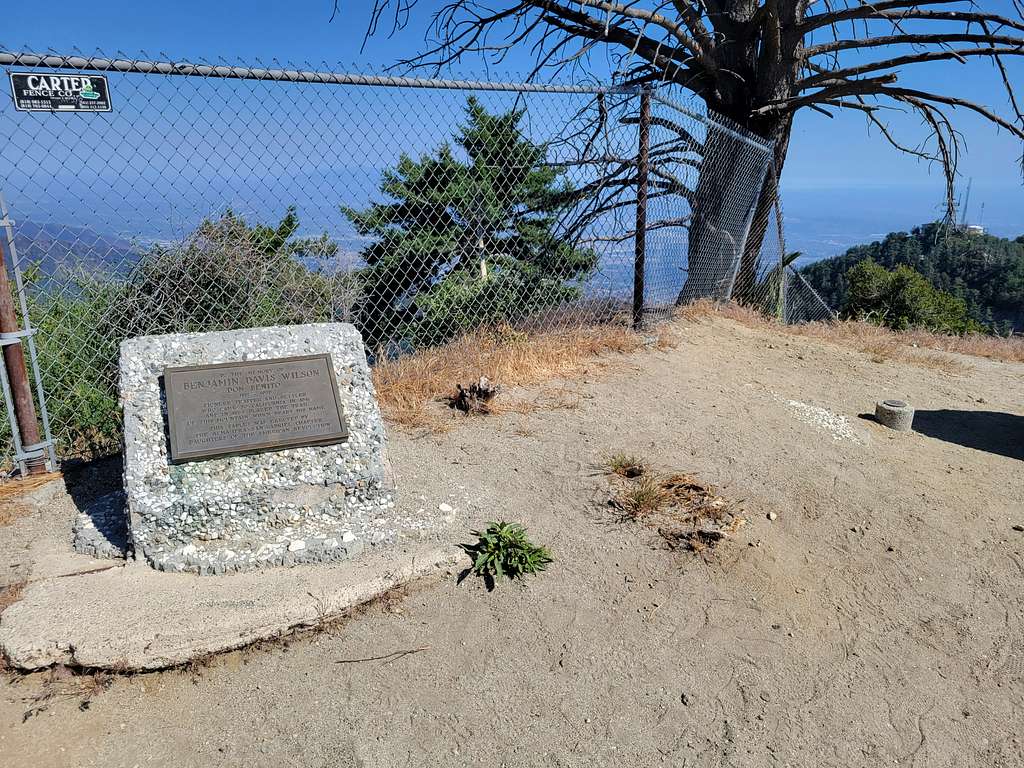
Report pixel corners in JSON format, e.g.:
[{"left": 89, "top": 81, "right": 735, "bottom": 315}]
[
  {"left": 912, "top": 409, "right": 1024, "bottom": 461},
  {"left": 62, "top": 455, "right": 129, "bottom": 557},
  {"left": 61, "top": 454, "right": 123, "bottom": 512}
]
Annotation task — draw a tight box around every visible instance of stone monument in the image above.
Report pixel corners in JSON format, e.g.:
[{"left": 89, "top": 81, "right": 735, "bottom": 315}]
[{"left": 118, "top": 323, "right": 396, "bottom": 574}]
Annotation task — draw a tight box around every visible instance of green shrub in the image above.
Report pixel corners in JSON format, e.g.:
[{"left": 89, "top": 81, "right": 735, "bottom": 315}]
[
  {"left": 459, "top": 521, "right": 553, "bottom": 590},
  {"left": 802, "top": 222, "right": 1024, "bottom": 333},
  {"left": 10, "top": 209, "right": 352, "bottom": 463},
  {"left": 842, "top": 258, "right": 984, "bottom": 334}
]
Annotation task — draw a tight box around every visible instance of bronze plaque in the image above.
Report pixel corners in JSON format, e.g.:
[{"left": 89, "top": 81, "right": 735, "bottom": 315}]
[{"left": 163, "top": 354, "right": 348, "bottom": 463}]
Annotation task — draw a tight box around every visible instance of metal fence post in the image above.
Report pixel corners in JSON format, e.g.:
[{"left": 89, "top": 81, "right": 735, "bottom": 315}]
[
  {"left": 632, "top": 87, "right": 651, "bottom": 330},
  {"left": 0, "top": 210, "right": 45, "bottom": 475}
]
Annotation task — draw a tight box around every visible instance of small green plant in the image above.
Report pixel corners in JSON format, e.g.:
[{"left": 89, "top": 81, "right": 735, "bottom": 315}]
[
  {"left": 604, "top": 453, "right": 648, "bottom": 479},
  {"left": 459, "top": 521, "right": 553, "bottom": 590}
]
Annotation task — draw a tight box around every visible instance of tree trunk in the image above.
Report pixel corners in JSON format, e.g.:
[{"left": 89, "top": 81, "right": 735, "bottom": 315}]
[
  {"left": 731, "top": 119, "right": 793, "bottom": 303},
  {"left": 676, "top": 115, "right": 792, "bottom": 305}
]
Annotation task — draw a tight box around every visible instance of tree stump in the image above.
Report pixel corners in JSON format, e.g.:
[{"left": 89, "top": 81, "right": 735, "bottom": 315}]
[{"left": 448, "top": 376, "right": 500, "bottom": 414}]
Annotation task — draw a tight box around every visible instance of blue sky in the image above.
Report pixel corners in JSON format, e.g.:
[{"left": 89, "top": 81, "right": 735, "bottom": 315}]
[{"left": 3, "top": 0, "right": 1023, "bottom": 257}]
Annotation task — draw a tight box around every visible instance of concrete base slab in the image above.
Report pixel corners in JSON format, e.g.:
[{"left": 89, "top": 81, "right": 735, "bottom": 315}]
[{"left": 0, "top": 542, "right": 460, "bottom": 671}]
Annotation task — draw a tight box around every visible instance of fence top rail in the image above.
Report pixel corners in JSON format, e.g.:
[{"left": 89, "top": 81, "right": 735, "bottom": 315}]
[
  {"left": 650, "top": 90, "right": 773, "bottom": 153},
  {"left": 0, "top": 50, "right": 642, "bottom": 95}
]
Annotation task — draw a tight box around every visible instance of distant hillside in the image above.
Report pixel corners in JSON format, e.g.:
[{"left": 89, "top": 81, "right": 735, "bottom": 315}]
[
  {"left": 800, "top": 222, "right": 1024, "bottom": 334},
  {"left": 10, "top": 221, "right": 141, "bottom": 279}
]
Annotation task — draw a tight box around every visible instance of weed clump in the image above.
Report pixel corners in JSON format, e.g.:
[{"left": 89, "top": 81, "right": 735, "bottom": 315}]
[
  {"left": 604, "top": 457, "right": 746, "bottom": 558},
  {"left": 604, "top": 453, "right": 648, "bottom": 479},
  {"left": 21, "top": 664, "right": 116, "bottom": 720},
  {"left": 611, "top": 474, "right": 672, "bottom": 516},
  {"left": 459, "top": 521, "right": 553, "bottom": 590}
]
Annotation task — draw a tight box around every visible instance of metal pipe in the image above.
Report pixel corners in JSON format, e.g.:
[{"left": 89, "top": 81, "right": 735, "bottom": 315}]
[
  {"left": 650, "top": 91, "right": 773, "bottom": 153},
  {"left": 633, "top": 88, "right": 651, "bottom": 331},
  {"left": 0, "top": 51, "right": 639, "bottom": 95},
  {"left": 0, "top": 218, "right": 44, "bottom": 475},
  {"left": 0, "top": 194, "right": 57, "bottom": 470}
]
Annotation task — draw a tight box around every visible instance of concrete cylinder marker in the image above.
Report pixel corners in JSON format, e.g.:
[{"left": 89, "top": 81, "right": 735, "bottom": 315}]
[{"left": 875, "top": 399, "right": 914, "bottom": 431}]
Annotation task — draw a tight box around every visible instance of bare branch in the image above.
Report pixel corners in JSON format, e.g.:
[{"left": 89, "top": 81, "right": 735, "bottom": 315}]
[
  {"left": 880, "top": 86, "right": 1024, "bottom": 140},
  {"left": 980, "top": 19, "right": 1024, "bottom": 127},
  {"left": 806, "top": 32, "right": 1024, "bottom": 57},
  {"left": 802, "top": 0, "right": 976, "bottom": 32},
  {"left": 860, "top": 97, "right": 934, "bottom": 162},
  {"left": 579, "top": 215, "right": 692, "bottom": 243},
  {"left": 899, "top": 95, "right": 959, "bottom": 217},
  {"left": 799, "top": 46, "right": 1024, "bottom": 90},
  {"left": 753, "top": 74, "right": 899, "bottom": 112},
  {"left": 573, "top": 0, "right": 712, "bottom": 61},
  {"left": 876, "top": 10, "right": 1024, "bottom": 34}
]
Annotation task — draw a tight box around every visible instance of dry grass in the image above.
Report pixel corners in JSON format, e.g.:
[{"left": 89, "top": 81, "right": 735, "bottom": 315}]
[
  {"left": 0, "top": 503, "right": 25, "bottom": 528},
  {"left": 19, "top": 665, "right": 116, "bottom": 720},
  {"left": 0, "top": 472, "right": 62, "bottom": 527},
  {"left": 0, "top": 580, "right": 26, "bottom": 617},
  {"left": 487, "top": 388, "right": 582, "bottom": 417},
  {"left": 676, "top": 298, "right": 768, "bottom": 326},
  {"left": 373, "top": 323, "right": 647, "bottom": 430},
  {"left": 603, "top": 453, "right": 649, "bottom": 479},
  {"left": 603, "top": 458, "right": 746, "bottom": 558},
  {"left": 682, "top": 299, "right": 1024, "bottom": 368},
  {"left": 611, "top": 474, "right": 674, "bottom": 517}
]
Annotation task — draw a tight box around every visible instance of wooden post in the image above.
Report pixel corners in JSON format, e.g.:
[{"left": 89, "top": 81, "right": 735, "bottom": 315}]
[
  {"left": 633, "top": 88, "right": 651, "bottom": 330},
  {"left": 0, "top": 224, "right": 45, "bottom": 475}
]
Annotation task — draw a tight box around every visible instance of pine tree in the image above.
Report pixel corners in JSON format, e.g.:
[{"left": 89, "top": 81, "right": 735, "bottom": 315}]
[{"left": 343, "top": 97, "right": 597, "bottom": 349}]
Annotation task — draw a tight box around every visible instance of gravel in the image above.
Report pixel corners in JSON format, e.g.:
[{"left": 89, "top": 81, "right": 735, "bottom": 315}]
[
  {"left": 72, "top": 491, "right": 129, "bottom": 559},
  {"left": 783, "top": 398, "right": 866, "bottom": 444},
  {"left": 118, "top": 323, "right": 429, "bottom": 575}
]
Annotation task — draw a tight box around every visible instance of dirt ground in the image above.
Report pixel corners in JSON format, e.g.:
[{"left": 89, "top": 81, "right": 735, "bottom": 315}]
[{"left": 2, "top": 315, "right": 1023, "bottom": 767}]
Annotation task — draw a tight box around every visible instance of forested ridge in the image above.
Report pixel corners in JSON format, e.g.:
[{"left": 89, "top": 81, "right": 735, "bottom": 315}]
[{"left": 800, "top": 223, "right": 1024, "bottom": 334}]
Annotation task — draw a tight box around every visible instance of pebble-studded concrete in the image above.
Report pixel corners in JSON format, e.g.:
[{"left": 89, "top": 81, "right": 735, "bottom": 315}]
[
  {"left": 119, "top": 323, "right": 406, "bottom": 575},
  {"left": 73, "top": 491, "right": 129, "bottom": 559}
]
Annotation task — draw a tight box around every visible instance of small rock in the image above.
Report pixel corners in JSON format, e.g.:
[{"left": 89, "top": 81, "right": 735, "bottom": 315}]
[
  {"left": 1013, "top": 525, "right": 1024, "bottom": 532},
  {"left": 438, "top": 503, "right": 454, "bottom": 513},
  {"left": 767, "top": 512, "right": 778, "bottom": 522},
  {"left": 680, "top": 692, "right": 691, "bottom": 706},
  {"left": 342, "top": 531, "right": 357, "bottom": 543},
  {"left": 288, "top": 539, "right": 306, "bottom": 552}
]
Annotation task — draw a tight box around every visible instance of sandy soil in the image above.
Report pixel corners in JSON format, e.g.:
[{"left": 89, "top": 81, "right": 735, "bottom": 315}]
[{"left": 2, "top": 315, "right": 1023, "bottom": 767}]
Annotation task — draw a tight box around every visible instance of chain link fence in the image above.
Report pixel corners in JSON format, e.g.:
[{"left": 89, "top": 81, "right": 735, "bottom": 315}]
[{"left": 0, "top": 48, "right": 824, "bottom": 470}]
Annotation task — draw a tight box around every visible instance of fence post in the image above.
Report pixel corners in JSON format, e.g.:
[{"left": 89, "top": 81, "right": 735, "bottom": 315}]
[
  {"left": 633, "top": 87, "right": 651, "bottom": 330},
  {"left": 0, "top": 216, "right": 45, "bottom": 476}
]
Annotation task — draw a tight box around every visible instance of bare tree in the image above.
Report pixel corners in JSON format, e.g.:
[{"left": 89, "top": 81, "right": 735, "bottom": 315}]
[{"left": 340, "top": 0, "right": 1024, "bottom": 302}]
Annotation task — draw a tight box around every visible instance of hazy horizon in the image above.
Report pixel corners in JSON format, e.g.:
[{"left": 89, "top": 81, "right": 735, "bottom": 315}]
[{"left": 4, "top": 2, "right": 1022, "bottom": 276}]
